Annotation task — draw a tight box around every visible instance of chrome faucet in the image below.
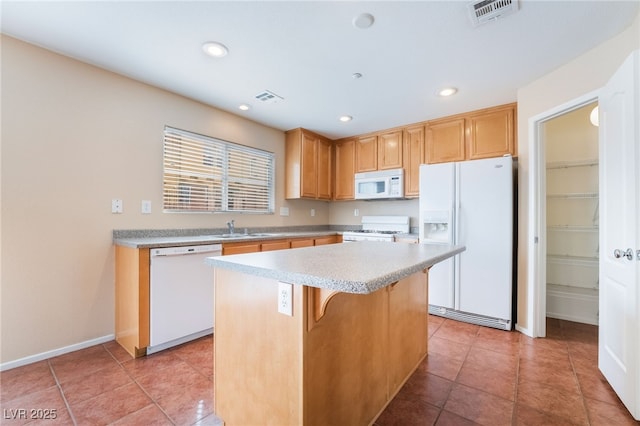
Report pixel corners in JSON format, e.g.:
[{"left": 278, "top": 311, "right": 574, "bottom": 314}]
[{"left": 226, "top": 219, "right": 235, "bottom": 234}]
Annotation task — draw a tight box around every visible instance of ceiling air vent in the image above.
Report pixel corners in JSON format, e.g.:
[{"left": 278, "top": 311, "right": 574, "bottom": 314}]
[
  {"left": 468, "top": 0, "right": 518, "bottom": 27},
  {"left": 255, "top": 90, "right": 284, "bottom": 104}
]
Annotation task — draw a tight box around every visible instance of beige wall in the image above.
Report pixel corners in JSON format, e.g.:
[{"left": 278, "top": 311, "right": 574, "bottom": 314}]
[
  {"left": 0, "top": 35, "right": 330, "bottom": 364},
  {"left": 515, "top": 12, "right": 640, "bottom": 333},
  {"left": 329, "top": 199, "right": 419, "bottom": 227}
]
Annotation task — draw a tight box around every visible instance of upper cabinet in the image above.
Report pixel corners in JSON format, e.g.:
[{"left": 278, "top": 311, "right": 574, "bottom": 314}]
[
  {"left": 355, "top": 135, "right": 378, "bottom": 173},
  {"left": 403, "top": 125, "right": 425, "bottom": 197},
  {"left": 425, "top": 118, "right": 466, "bottom": 164},
  {"left": 334, "top": 138, "right": 356, "bottom": 200},
  {"left": 466, "top": 104, "right": 516, "bottom": 160},
  {"left": 286, "top": 103, "right": 516, "bottom": 201},
  {"left": 377, "top": 130, "right": 403, "bottom": 170},
  {"left": 285, "top": 128, "right": 332, "bottom": 200},
  {"left": 426, "top": 103, "right": 517, "bottom": 164},
  {"left": 355, "top": 131, "right": 404, "bottom": 173}
]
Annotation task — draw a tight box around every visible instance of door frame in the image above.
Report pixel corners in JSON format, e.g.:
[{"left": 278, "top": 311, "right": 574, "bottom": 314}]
[{"left": 528, "top": 89, "right": 600, "bottom": 338}]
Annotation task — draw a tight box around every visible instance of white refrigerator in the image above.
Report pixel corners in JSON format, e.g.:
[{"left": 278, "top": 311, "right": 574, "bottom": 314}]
[{"left": 419, "top": 156, "right": 514, "bottom": 330}]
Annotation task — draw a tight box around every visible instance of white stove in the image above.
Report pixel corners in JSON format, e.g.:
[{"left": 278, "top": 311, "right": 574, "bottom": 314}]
[{"left": 342, "top": 216, "right": 410, "bottom": 242}]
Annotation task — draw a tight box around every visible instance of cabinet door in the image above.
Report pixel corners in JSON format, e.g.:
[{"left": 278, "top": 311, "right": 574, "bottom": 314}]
[
  {"left": 222, "top": 242, "right": 261, "bottom": 255},
  {"left": 334, "top": 138, "right": 356, "bottom": 200},
  {"left": 314, "top": 235, "right": 340, "bottom": 245},
  {"left": 291, "top": 239, "right": 315, "bottom": 248},
  {"left": 466, "top": 105, "right": 515, "bottom": 160},
  {"left": 425, "top": 118, "right": 466, "bottom": 164},
  {"left": 378, "top": 130, "right": 403, "bottom": 170},
  {"left": 388, "top": 273, "right": 428, "bottom": 394},
  {"left": 403, "top": 125, "right": 425, "bottom": 197},
  {"left": 356, "top": 135, "right": 378, "bottom": 172},
  {"left": 301, "top": 131, "right": 318, "bottom": 198},
  {"left": 316, "top": 137, "right": 332, "bottom": 200},
  {"left": 261, "top": 240, "right": 291, "bottom": 252}
]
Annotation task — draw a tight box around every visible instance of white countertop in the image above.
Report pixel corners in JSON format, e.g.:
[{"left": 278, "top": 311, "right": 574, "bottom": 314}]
[{"left": 206, "top": 241, "right": 464, "bottom": 294}]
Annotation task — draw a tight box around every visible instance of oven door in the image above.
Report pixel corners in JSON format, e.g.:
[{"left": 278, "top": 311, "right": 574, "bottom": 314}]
[{"left": 355, "top": 177, "right": 390, "bottom": 200}]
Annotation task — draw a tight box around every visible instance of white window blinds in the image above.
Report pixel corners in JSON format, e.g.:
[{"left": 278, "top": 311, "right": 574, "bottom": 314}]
[{"left": 163, "top": 127, "right": 275, "bottom": 213}]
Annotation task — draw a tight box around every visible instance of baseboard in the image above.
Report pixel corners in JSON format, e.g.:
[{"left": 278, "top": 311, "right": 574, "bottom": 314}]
[
  {"left": 515, "top": 323, "right": 533, "bottom": 337},
  {"left": 0, "top": 334, "right": 115, "bottom": 372}
]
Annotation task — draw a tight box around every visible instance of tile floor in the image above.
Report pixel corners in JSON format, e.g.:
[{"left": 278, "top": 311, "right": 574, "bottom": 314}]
[{"left": 1, "top": 316, "right": 637, "bottom": 425}]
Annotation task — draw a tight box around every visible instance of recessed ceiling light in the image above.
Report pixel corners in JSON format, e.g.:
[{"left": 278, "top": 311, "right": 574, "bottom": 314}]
[
  {"left": 438, "top": 87, "right": 458, "bottom": 97},
  {"left": 239, "top": 104, "right": 251, "bottom": 111},
  {"left": 202, "top": 41, "right": 228, "bottom": 58},
  {"left": 352, "top": 13, "right": 375, "bottom": 29},
  {"left": 339, "top": 115, "right": 353, "bottom": 122}
]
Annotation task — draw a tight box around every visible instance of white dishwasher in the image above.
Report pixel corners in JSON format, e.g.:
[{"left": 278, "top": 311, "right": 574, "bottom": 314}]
[{"left": 148, "top": 244, "right": 221, "bottom": 354}]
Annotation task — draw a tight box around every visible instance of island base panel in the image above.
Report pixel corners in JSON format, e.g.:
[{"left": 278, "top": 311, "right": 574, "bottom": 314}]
[{"left": 213, "top": 268, "right": 429, "bottom": 426}]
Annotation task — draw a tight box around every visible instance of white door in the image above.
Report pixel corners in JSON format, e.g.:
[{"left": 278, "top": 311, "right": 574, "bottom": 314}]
[
  {"left": 419, "top": 163, "right": 456, "bottom": 309},
  {"left": 457, "top": 157, "right": 513, "bottom": 320},
  {"left": 598, "top": 50, "right": 639, "bottom": 420}
]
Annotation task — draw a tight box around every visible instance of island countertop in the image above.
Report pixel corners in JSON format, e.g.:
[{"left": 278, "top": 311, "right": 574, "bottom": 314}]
[{"left": 206, "top": 241, "right": 464, "bottom": 294}]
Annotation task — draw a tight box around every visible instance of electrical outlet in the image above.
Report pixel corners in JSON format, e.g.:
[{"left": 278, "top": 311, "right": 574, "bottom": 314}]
[
  {"left": 280, "top": 207, "right": 290, "bottom": 216},
  {"left": 111, "top": 199, "right": 123, "bottom": 214},
  {"left": 354, "top": 208, "right": 359, "bottom": 217},
  {"left": 141, "top": 200, "right": 152, "bottom": 214},
  {"left": 277, "top": 282, "right": 293, "bottom": 316},
  {"left": 310, "top": 208, "right": 315, "bottom": 217}
]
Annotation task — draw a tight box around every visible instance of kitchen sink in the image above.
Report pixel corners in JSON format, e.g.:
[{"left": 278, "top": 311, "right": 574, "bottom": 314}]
[{"left": 215, "top": 233, "right": 282, "bottom": 238}]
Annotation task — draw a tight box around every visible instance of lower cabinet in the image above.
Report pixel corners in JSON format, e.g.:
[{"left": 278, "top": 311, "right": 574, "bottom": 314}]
[
  {"left": 214, "top": 268, "right": 429, "bottom": 426},
  {"left": 115, "top": 234, "right": 341, "bottom": 357},
  {"left": 115, "top": 246, "right": 150, "bottom": 358}
]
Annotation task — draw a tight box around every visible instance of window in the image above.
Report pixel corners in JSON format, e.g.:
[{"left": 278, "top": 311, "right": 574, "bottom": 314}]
[{"left": 163, "top": 127, "right": 275, "bottom": 213}]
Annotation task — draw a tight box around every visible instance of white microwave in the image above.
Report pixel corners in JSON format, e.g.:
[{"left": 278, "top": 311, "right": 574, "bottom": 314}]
[{"left": 354, "top": 168, "right": 405, "bottom": 200}]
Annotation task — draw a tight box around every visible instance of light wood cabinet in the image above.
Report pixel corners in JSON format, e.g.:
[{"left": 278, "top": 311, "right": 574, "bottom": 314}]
[
  {"left": 290, "top": 238, "right": 315, "bottom": 248},
  {"left": 425, "top": 103, "right": 516, "bottom": 164},
  {"left": 334, "top": 138, "right": 356, "bottom": 200},
  {"left": 466, "top": 104, "right": 516, "bottom": 160},
  {"left": 403, "top": 125, "right": 425, "bottom": 197},
  {"left": 355, "top": 135, "right": 378, "bottom": 172},
  {"left": 115, "top": 246, "right": 150, "bottom": 358},
  {"left": 377, "top": 130, "right": 403, "bottom": 170},
  {"left": 388, "top": 271, "right": 428, "bottom": 394},
  {"left": 314, "top": 235, "right": 341, "bottom": 245},
  {"left": 285, "top": 128, "right": 332, "bottom": 200},
  {"left": 425, "top": 117, "right": 466, "bottom": 164},
  {"left": 214, "top": 268, "right": 428, "bottom": 426},
  {"left": 222, "top": 242, "right": 261, "bottom": 255},
  {"left": 115, "top": 234, "right": 341, "bottom": 358}
]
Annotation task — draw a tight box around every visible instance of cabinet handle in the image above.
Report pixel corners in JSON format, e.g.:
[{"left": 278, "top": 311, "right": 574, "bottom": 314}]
[{"left": 614, "top": 248, "right": 634, "bottom": 260}]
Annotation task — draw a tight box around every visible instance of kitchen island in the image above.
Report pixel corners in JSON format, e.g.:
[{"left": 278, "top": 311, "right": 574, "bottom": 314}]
[{"left": 206, "top": 242, "right": 464, "bottom": 426}]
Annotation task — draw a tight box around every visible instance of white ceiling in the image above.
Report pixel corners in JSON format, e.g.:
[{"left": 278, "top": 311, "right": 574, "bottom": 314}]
[{"left": 2, "top": 1, "right": 638, "bottom": 139}]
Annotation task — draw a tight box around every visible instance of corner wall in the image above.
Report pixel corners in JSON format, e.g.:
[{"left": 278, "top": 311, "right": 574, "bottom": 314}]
[
  {"left": 0, "top": 35, "right": 329, "bottom": 365},
  {"left": 515, "top": 12, "right": 640, "bottom": 333}
]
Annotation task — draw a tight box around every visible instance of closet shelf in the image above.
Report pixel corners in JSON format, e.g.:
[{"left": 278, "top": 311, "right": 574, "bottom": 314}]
[
  {"left": 547, "top": 225, "right": 598, "bottom": 232},
  {"left": 547, "top": 192, "right": 598, "bottom": 199},
  {"left": 547, "top": 254, "right": 599, "bottom": 263},
  {"left": 546, "top": 159, "right": 599, "bottom": 169}
]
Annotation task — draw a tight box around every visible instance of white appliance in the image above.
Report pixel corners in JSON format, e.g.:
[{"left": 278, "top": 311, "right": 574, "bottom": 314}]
[
  {"left": 149, "top": 243, "right": 221, "bottom": 354},
  {"left": 419, "top": 156, "right": 514, "bottom": 330},
  {"left": 354, "top": 168, "right": 404, "bottom": 200},
  {"left": 342, "top": 215, "right": 410, "bottom": 242}
]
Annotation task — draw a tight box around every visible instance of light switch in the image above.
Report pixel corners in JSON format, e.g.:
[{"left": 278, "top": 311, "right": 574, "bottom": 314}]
[{"left": 141, "top": 200, "right": 152, "bottom": 214}]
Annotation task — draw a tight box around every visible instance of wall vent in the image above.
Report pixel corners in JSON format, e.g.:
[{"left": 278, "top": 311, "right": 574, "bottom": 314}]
[
  {"left": 255, "top": 90, "right": 284, "bottom": 104},
  {"left": 468, "top": 0, "right": 518, "bottom": 27}
]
